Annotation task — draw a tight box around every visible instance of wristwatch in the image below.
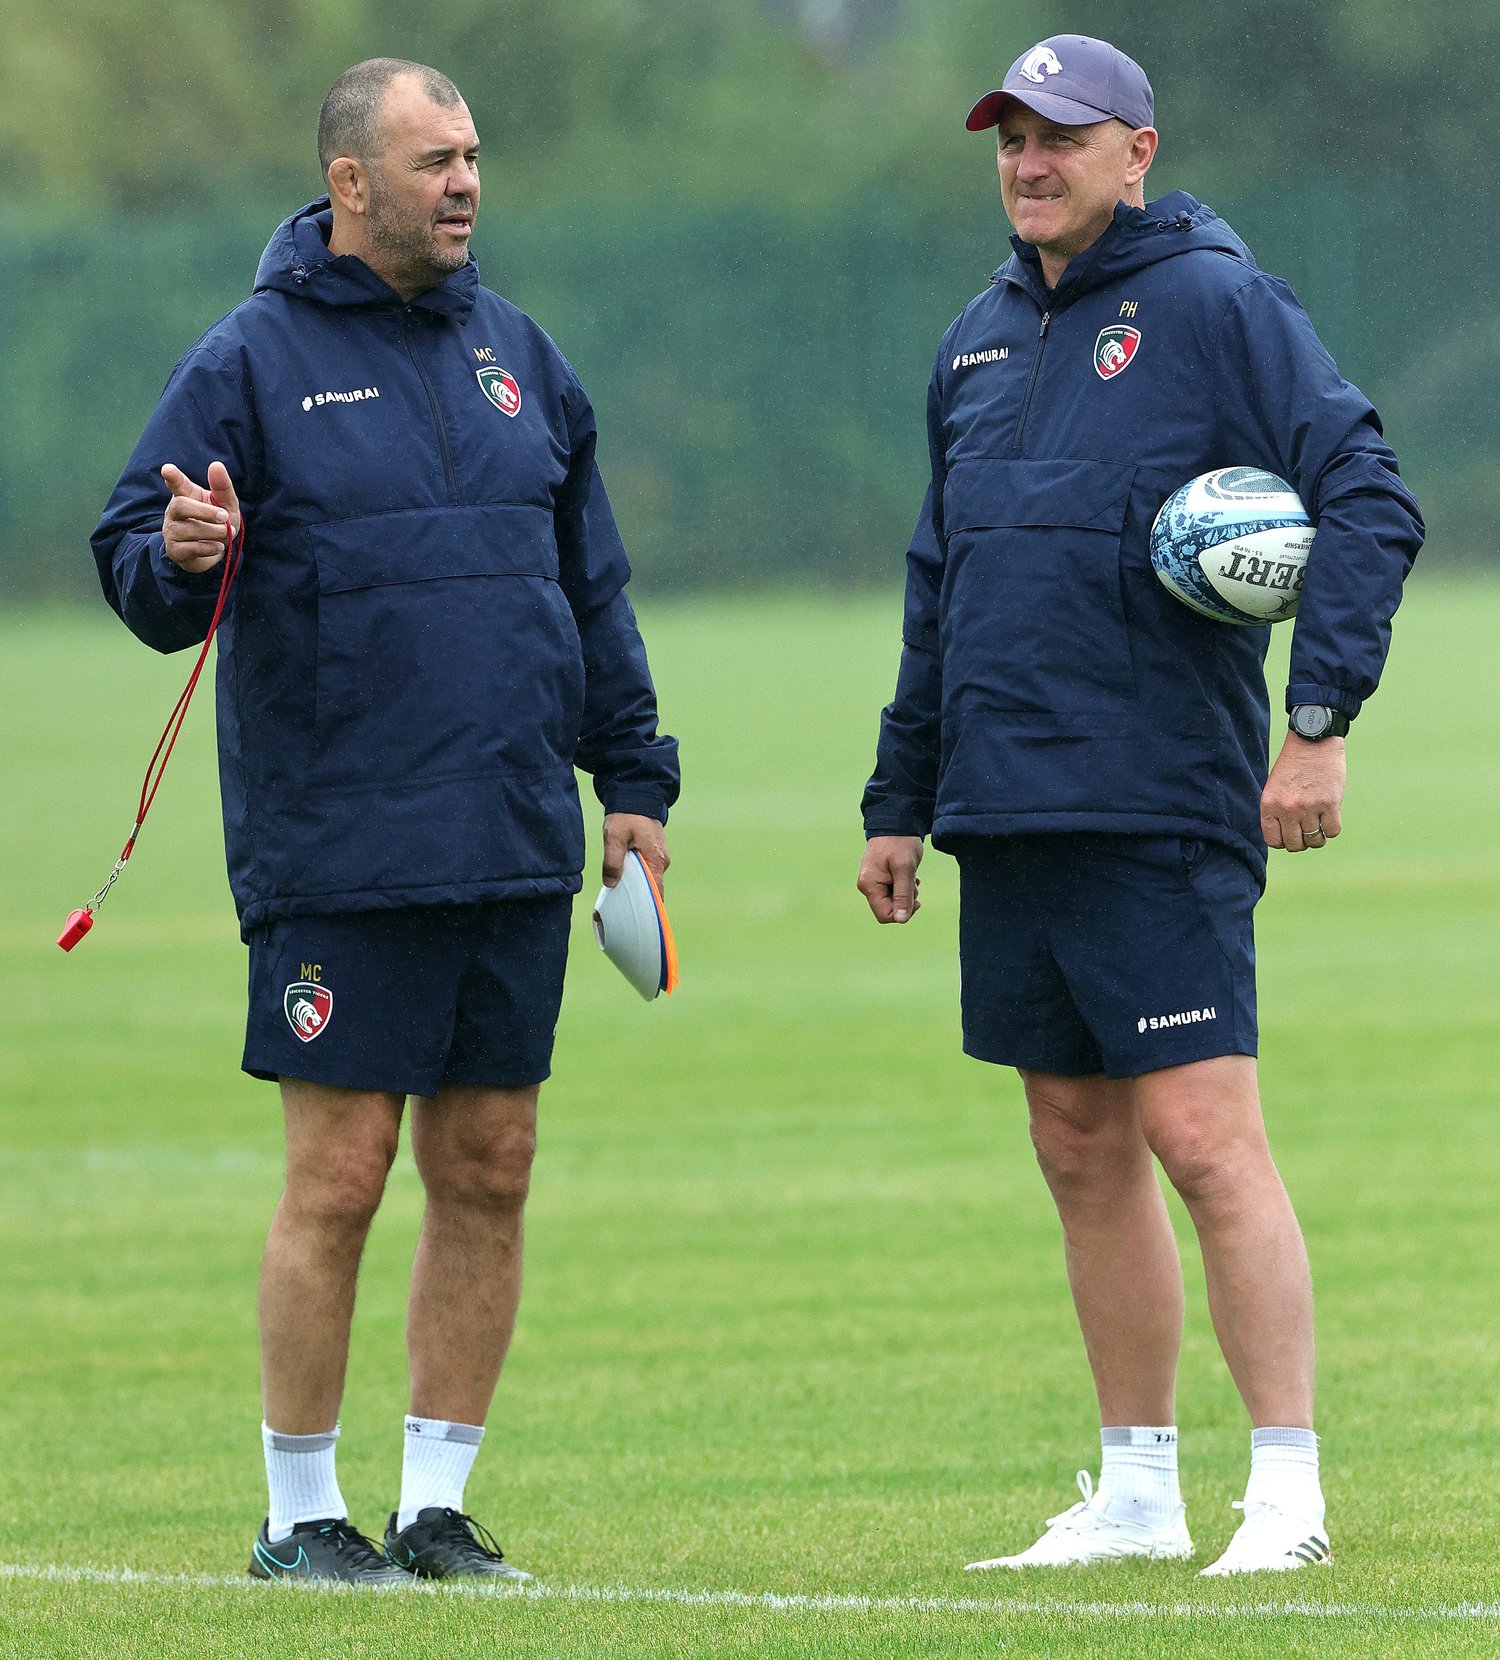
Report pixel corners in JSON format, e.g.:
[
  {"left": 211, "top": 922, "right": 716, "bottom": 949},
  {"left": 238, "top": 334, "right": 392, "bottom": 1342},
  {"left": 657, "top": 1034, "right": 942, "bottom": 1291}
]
[{"left": 1288, "top": 705, "right": 1350, "bottom": 741}]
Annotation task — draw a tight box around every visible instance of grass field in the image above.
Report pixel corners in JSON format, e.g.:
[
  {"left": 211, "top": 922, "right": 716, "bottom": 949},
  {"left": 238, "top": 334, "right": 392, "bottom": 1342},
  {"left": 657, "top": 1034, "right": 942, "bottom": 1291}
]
[{"left": 2, "top": 584, "right": 1498, "bottom": 1658}]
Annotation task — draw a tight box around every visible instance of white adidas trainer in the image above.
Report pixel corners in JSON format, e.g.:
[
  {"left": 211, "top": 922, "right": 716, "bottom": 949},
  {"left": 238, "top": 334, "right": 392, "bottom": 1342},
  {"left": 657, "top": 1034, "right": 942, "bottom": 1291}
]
[
  {"left": 965, "top": 1471, "right": 1193, "bottom": 1570},
  {"left": 1199, "top": 1500, "right": 1332, "bottom": 1576}
]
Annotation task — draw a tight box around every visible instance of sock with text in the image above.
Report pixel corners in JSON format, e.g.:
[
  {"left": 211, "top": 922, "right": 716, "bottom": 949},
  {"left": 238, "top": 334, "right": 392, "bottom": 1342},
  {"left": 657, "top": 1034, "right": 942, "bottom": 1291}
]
[
  {"left": 1097, "top": 1425, "right": 1182, "bottom": 1526},
  {"left": 396, "top": 1416, "right": 486, "bottom": 1532}
]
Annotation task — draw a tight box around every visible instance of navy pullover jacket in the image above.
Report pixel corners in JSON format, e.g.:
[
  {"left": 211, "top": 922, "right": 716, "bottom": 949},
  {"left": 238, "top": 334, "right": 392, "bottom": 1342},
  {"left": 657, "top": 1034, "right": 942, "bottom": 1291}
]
[
  {"left": 862, "top": 192, "right": 1422, "bottom": 880},
  {"left": 94, "top": 201, "right": 679, "bottom": 936}
]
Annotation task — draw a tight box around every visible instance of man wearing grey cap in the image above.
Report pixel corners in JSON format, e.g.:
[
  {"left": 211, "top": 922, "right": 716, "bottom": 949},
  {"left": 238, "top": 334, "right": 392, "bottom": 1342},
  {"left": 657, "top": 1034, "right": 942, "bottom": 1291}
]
[{"left": 858, "top": 36, "right": 1420, "bottom": 1574}]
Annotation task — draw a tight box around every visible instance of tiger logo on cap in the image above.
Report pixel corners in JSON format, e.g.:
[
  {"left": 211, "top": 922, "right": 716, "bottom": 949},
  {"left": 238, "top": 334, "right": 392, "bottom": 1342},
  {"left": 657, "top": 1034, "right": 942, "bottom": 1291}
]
[{"left": 1020, "top": 46, "right": 1063, "bottom": 83}]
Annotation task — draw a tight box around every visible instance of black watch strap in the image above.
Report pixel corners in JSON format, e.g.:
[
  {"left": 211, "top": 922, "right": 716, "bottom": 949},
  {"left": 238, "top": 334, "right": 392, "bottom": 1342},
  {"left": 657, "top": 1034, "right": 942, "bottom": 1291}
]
[{"left": 1289, "top": 705, "right": 1350, "bottom": 741}]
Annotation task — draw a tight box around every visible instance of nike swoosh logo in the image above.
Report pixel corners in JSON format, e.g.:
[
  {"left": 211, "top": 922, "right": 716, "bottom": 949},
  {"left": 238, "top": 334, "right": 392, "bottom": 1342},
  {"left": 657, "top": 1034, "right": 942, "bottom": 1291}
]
[{"left": 254, "top": 1539, "right": 309, "bottom": 1576}]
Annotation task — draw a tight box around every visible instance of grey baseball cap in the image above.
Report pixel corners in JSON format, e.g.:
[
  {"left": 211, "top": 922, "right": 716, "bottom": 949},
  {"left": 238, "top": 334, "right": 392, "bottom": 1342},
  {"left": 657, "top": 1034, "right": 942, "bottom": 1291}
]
[{"left": 966, "top": 34, "right": 1154, "bottom": 132}]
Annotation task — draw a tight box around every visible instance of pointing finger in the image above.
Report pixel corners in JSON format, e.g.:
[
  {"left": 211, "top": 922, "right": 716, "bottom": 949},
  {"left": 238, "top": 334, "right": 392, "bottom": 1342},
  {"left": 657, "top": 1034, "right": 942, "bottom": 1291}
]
[
  {"left": 161, "top": 463, "right": 209, "bottom": 501},
  {"left": 206, "top": 461, "right": 241, "bottom": 514}
]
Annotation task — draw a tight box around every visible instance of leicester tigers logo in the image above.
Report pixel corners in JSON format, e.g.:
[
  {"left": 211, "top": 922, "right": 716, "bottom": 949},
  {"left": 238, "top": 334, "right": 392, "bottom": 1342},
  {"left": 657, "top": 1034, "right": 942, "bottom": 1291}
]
[
  {"left": 284, "top": 982, "right": 333, "bottom": 1042},
  {"left": 476, "top": 365, "right": 522, "bottom": 417},
  {"left": 1094, "top": 325, "right": 1142, "bottom": 381},
  {"left": 1020, "top": 46, "right": 1063, "bottom": 83}
]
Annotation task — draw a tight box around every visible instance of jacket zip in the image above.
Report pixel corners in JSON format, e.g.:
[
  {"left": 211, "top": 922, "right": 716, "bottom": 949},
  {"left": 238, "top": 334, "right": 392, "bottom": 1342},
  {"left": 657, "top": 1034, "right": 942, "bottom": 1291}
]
[
  {"left": 401, "top": 307, "right": 456, "bottom": 499},
  {"left": 1012, "top": 308, "right": 1051, "bottom": 455}
]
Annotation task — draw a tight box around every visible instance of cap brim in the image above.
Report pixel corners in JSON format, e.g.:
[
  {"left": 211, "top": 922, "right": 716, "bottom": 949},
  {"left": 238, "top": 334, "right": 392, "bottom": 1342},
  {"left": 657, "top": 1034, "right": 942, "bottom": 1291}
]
[{"left": 965, "top": 87, "right": 1117, "bottom": 131}]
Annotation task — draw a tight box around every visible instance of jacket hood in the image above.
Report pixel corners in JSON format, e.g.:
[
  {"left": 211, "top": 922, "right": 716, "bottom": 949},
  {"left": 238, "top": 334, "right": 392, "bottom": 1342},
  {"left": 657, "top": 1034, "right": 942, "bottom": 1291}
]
[
  {"left": 252, "top": 198, "right": 478, "bottom": 319},
  {"left": 997, "top": 191, "right": 1255, "bottom": 303}
]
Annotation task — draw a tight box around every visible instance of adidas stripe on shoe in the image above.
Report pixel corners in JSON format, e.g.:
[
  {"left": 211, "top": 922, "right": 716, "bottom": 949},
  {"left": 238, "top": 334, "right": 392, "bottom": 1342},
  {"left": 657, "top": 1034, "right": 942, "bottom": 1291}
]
[{"left": 1199, "top": 1499, "right": 1332, "bottom": 1576}]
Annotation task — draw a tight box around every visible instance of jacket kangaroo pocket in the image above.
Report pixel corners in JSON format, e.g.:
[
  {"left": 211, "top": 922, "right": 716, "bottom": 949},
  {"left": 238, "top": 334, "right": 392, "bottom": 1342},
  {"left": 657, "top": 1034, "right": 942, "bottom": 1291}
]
[
  {"left": 940, "top": 457, "right": 1137, "bottom": 716},
  {"left": 307, "top": 505, "right": 584, "bottom": 790}
]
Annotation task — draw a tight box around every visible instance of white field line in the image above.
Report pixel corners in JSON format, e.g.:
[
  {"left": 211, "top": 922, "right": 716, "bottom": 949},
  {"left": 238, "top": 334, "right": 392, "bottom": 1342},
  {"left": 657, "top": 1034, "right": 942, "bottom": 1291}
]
[{"left": 1, "top": 1561, "right": 1495, "bottom": 1622}]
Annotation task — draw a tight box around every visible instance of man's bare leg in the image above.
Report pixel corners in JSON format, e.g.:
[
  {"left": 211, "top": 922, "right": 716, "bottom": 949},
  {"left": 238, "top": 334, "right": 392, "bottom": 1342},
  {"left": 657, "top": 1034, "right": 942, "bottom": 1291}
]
[
  {"left": 405, "top": 1083, "right": 539, "bottom": 1424},
  {"left": 1131, "top": 1055, "right": 1314, "bottom": 1428},
  {"left": 1132, "top": 1055, "right": 1326, "bottom": 1573},
  {"left": 965, "top": 1070, "right": 1190, "bottom": 1567},
  {"left": 1022, "top": 1070, "right": 1185, "bottom": 1425},
  {"left": 259, "top": 1080, "right": 405, "bottom": 1431}
]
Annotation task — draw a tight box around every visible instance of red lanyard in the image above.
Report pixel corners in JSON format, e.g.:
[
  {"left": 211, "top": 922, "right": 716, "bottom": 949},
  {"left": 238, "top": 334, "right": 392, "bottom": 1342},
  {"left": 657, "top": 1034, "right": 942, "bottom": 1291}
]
[{"left": 58, "top": 518, "right": 247, "bottom": 951}]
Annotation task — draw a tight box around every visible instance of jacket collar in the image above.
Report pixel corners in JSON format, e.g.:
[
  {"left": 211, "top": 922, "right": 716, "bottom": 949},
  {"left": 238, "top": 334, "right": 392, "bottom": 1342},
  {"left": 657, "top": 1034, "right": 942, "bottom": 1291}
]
[
  {"left": 253, "top": 199, "right": 478, "bottom": 320},
  {"left": 994, "top": 191, "right": 1253, "bottom": 309}
]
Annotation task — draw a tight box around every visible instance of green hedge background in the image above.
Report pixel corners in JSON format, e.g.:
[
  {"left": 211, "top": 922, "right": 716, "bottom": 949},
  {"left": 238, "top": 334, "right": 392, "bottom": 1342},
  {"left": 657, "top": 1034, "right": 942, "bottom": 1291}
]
[{"left": 2, "top": 0, "right": 1496, "bottom": 597}]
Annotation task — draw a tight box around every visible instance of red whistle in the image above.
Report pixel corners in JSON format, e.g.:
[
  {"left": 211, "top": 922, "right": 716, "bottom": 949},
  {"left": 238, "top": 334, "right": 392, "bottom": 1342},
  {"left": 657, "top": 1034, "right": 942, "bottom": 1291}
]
[
  {"left": 58, "top": 908, "right": 95, "bottom": 952},
  {"left": 58, "top": 516, "right": 244, "bottom": 961}
]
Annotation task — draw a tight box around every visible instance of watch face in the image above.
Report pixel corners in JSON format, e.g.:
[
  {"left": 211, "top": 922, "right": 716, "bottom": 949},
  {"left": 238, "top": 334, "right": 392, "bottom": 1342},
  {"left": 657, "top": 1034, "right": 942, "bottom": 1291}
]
[{"left": 1291, "top": 706, "right": 1334, "bottom": 739}]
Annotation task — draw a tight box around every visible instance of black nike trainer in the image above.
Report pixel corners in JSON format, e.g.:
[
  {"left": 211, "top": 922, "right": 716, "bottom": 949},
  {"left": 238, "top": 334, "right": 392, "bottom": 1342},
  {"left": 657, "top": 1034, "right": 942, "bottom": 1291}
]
[
  {"left": 383, "top": 1507, "right": 532, "bottom": 1580},
  {"left": 249, "top": 1516, "right": 413, "bottom": 1585}
]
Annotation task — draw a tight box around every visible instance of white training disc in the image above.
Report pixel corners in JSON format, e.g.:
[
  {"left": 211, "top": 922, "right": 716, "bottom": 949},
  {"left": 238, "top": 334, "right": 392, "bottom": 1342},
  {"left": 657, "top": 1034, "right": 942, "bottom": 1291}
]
[{"left": 592, "top": 849, "right": 675, "bottom": 1002}]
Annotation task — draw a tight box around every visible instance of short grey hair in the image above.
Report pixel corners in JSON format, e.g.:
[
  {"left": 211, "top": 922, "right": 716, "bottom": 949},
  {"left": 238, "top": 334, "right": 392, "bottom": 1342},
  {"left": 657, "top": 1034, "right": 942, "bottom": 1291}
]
[{"left": 317, "top": 59, "right": 463, "bottom": 174}]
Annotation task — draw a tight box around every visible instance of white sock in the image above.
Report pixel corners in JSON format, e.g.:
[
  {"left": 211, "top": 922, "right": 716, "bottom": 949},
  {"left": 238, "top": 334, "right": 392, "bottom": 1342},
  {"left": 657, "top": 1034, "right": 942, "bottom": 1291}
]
[
  {"left": 1097, "top": 1425, "right": 1182, "bottom": 1525},
  {"left": 1245, "top": 1426, "right": 1323, "bottom": 1523},
  {"left": 262, "top": 1422, "right": 346, "bottom": 1543},
  {"left": 396, "top": 1416, "right": 485, "bottom": 1532}
]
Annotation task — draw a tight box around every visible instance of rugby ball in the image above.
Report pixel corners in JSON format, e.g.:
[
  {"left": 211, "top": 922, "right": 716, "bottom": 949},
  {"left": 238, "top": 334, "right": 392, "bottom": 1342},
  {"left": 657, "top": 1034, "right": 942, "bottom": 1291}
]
[{"left": 1150, "top": 467, "right": 1313, "bottom": 625}]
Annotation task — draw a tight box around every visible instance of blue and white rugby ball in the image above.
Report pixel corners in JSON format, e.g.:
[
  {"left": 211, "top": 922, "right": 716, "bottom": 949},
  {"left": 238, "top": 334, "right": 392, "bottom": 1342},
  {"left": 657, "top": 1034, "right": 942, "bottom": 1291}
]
[{"left": 1150, "top": 467, "right": 1313, "bottom": 625}]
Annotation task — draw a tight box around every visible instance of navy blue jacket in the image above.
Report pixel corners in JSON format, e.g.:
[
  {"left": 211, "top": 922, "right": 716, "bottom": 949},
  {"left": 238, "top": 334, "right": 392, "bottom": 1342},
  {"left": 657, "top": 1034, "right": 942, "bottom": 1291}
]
[
  {"left": 94, "top": 201, "right": 679, "bottom": 936},
  {"left": 862, "top": 192, "right": 1423, "bottom": 879}
]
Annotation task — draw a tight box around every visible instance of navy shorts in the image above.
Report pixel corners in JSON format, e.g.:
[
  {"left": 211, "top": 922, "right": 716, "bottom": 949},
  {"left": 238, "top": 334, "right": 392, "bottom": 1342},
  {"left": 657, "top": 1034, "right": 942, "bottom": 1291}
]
[
  {"left": 243, "top": 897, "right": 573, "bottom": 1096},
  {"left": 955, "top": 834, "right": 1261, "bottom": 1080}
]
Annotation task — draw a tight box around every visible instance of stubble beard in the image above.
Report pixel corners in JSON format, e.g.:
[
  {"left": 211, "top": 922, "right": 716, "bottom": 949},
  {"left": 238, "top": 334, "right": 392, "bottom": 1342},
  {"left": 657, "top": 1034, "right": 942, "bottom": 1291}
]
[{"left": 365, "top": 172, "right": 471, "bottom": 293}]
